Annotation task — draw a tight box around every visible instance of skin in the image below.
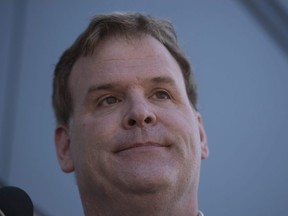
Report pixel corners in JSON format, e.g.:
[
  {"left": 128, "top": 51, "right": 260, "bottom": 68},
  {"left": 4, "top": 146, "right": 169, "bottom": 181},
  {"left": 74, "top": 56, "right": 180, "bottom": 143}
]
[{"left": 55, "top": 35, "right": 209, "bottom": 216}]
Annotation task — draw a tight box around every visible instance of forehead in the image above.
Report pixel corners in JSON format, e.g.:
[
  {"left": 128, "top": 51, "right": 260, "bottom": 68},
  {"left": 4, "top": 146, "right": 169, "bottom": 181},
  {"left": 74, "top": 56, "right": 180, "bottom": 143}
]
[
  {"left": 78, "top": 36, "right": 178, "bottom": 72},
  {"left": 69, "top": 35, "right": 185, "bottom": 100}
]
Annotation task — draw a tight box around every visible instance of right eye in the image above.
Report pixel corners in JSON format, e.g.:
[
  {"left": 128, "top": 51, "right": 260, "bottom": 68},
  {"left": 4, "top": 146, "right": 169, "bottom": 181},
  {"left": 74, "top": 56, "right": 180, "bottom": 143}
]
[{"left": 98, "top": 96, "right": 121, "bottom": 107}]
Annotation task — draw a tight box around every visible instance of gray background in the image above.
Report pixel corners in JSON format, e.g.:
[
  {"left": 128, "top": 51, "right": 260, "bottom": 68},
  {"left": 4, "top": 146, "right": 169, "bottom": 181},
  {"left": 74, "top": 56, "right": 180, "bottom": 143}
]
[{"left": 1, "top": 0, "right": 288, "bottom": 215}]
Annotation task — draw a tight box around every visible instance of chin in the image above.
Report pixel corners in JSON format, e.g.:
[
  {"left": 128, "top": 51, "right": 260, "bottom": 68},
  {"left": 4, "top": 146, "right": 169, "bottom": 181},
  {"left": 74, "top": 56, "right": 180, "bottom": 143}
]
[{"left": 114, "top": 162, "right": 179, "bottom": 195}]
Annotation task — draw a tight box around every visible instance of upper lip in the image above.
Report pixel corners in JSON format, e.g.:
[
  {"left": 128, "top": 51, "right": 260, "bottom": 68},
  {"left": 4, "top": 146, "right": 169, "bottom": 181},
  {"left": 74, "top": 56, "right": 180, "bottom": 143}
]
[{"left": 114, "top": 142, "right": 168, "bottom": 153}]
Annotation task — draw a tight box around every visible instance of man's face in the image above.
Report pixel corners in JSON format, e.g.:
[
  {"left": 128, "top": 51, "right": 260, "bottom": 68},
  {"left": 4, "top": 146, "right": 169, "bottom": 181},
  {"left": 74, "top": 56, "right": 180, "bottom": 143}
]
[{"left": 55, "top": 35, "right": 208, "bottom": 199}]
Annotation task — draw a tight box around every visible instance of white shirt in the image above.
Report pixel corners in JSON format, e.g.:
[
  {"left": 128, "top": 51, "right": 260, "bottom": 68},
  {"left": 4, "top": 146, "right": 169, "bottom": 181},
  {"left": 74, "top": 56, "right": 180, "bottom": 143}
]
[{"left": 198, "top": 210, "right": 204, "bottom": 216}]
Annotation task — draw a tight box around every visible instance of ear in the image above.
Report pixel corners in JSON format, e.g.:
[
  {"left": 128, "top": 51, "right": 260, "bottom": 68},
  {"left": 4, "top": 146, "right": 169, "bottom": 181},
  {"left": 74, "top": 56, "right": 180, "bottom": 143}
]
[
  {"left": 54, "top": 124, "right": 74, "bottom": 173},
  {"left": 196, "top": 113, "right": 209, "bottom": 160}
]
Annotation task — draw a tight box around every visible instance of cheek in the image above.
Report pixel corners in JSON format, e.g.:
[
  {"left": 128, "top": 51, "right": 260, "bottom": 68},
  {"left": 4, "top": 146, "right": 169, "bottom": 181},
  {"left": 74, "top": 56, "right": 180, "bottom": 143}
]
[
  {"left": 69, "top": 113, "right": 121, "bottom": 165},
  {"left": 160, "top": 106, "right": 200, "bottom": 139},
  {"left": 159, "top": 106, "right": 202, "bottom": 158},
  {"left": 69, "top": 122, "right": 95, "bottom": 170},
  {"left": 73, "top": 111, "right": 120, "bottom": 140},
  {"left": 69, "top": 118, "right": 115, "bottom": 183}
]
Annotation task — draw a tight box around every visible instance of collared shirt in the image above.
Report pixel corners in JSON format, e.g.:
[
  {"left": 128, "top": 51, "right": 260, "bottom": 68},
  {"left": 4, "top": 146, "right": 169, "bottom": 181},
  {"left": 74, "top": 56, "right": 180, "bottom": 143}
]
[{"left": 198, "top": 210, "right": 204, "bottom": 216}]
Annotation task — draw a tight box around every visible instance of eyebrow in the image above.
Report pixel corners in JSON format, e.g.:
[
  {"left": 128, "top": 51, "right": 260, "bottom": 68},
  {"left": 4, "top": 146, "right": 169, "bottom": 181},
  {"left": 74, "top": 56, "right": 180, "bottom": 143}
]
[
  {"left": 150, "top": 76, "right": 175, "bottom": 85},
  {"left": 87, "top": 83, "right": 115, "bottom": 94},
  {"left": 86, "top": 75, "right": 176, "bottom": 95}
]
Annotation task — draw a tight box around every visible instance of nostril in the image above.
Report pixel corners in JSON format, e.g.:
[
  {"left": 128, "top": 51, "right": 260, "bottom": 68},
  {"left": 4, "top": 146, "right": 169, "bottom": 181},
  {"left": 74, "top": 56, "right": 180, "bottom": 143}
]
[
  {"left": 128, "top": 119, "right": 136, "bottom": 126},
  {"left": 144, "top": 117, "right": 152, "bottom": 124}
]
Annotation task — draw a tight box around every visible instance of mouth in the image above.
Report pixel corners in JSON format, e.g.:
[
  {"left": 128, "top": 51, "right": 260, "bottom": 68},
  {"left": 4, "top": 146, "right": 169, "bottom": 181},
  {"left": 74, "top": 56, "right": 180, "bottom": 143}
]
[{"left": 114, "top": 142, "right": 169, "bottom": 154}]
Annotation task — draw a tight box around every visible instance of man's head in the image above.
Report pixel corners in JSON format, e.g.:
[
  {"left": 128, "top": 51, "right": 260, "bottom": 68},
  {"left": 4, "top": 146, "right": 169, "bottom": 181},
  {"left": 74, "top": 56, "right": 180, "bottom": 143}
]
[
  {"left": 52, "top": 12, "right": 197, "bottom": 126},
  {"left": 53, "top": 12, "right": 208, "bottom": 216}
]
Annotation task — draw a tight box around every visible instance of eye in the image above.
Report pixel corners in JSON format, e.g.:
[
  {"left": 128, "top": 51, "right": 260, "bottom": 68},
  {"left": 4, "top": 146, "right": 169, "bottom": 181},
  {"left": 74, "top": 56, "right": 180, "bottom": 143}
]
[
  {"left": 151, "top": 90, "right": 171, "bottom": 100},
  {"left": 98, "top": 96, "right": 121, "bottom": 106}
]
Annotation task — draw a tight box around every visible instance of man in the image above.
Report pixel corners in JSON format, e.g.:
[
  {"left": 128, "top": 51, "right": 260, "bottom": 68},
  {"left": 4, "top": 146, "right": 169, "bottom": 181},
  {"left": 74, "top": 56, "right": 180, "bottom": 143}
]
[{"left": 52, "top": 12, "right": 208, "bottom": 216}]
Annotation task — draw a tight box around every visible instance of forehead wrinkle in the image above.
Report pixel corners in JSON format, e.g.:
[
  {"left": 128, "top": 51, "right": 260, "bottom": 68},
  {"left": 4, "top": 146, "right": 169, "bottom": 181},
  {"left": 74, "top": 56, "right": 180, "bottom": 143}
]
[
  {"left": 94, "top": 57, "right": 163, "bottom": 73},
  {"left": 99, "top": 56, "right": 156, "bottom": 62},
  {"left": 86, "top": 74, "right": 176, "bottom": 97}
]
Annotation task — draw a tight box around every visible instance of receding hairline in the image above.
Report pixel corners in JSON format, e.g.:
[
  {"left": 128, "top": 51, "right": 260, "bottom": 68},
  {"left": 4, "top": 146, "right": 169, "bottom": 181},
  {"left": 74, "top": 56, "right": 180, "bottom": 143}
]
[
  {"left": 80, "top": 30, "right": 163, "bottom": 59},
  {"left": 74, "top": 33, "right": 175, "bottom": 66}
]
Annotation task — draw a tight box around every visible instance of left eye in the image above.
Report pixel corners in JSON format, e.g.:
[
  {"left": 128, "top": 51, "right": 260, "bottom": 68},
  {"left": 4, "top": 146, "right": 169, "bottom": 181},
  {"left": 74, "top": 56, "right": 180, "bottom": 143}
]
[
  {"left": 152, "top": 90, "right": 171, "bottom": 100},
  {"left": 98, "top": 96, "right": 121, "bottom": 107}
]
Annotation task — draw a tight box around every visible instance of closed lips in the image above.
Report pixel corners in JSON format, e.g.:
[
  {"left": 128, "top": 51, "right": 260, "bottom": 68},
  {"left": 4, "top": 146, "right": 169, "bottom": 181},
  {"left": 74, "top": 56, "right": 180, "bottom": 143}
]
[{"left": 115, "top": 142, "right": 168, "bottom": 153}]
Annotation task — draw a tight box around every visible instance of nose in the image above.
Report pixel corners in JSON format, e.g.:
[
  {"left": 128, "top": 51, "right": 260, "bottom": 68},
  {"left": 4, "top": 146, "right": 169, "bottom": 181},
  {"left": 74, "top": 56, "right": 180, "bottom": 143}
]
[{"left": 122, "top": 98, "right": 157, "bottom": 129}]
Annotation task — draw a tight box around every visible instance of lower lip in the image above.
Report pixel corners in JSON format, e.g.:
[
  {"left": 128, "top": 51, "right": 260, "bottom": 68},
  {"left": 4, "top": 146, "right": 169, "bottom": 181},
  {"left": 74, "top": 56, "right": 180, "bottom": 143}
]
[{"left": 117, "top": 145, "right": 166, "bottom": 154}]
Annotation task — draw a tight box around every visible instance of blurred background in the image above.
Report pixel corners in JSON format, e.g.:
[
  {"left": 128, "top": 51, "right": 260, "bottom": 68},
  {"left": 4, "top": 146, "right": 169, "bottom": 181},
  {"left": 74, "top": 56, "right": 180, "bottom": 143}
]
[{"left": 0, "top": 0, "right": 287, "bottom": 215}]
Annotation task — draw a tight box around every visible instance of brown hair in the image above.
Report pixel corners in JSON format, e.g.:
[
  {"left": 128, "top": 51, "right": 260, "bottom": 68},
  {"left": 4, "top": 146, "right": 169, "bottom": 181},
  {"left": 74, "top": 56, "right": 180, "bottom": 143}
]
[{"left": 52, "top": 12, "right": 197, "bottom": 126}]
